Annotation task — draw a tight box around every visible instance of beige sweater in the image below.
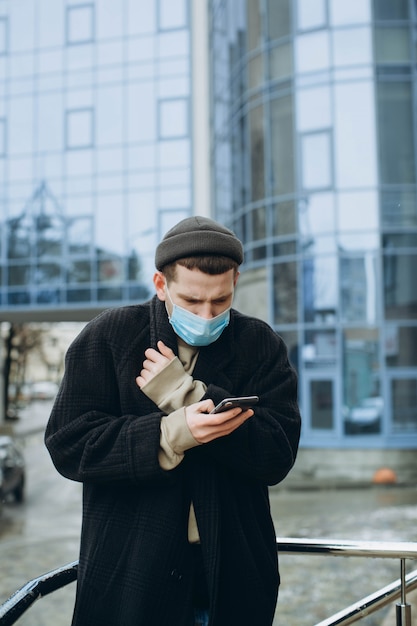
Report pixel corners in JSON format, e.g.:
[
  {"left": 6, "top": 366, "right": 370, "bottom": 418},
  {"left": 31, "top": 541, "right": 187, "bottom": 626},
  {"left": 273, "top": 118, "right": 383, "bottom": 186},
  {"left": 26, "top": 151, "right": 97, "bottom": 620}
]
[{"left": 140, "top": 339, "right": 205, "bottom": 542}]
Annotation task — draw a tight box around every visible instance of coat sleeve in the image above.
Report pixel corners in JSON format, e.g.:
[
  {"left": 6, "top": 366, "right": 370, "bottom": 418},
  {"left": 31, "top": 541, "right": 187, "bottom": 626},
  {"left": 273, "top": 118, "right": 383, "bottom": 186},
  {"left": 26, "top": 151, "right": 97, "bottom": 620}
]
[
  {"left": 44, "top": 314, "right": 172, "bottom": 487},
  {"left": 200, "top": 325, "right": 301, "bottom": 487}
]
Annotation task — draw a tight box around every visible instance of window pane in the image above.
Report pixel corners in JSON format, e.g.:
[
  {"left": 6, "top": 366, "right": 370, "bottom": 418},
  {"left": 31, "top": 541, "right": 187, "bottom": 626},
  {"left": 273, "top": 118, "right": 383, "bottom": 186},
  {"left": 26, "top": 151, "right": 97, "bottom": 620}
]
[
  {"left": 303, "top": 329, "right": 337, "bottom": 367},
  {"left": 301, "top": 132, "right": 332, "bottom": 190},
  {"left": 248, "top": 53, "right": 263, "bottom": 90},
  {"left": 297, "top": 0, "right": 327, "bottom": 30},
  {"left": 0, "top": 17, "right": 8, "bottom": 55},
  {"left": 296, "top": 31, "right": 330, "bottom": 73},
  {"left": 67, "top": 5, "right": 94, "bottom": 44},
  {"left": 267, "top": 0, "right": 291, "bottom": 40},
  {"left": 0, "top": 118, "right": 6, "bottom": 156},
  {"left": 273, "top": 200, "right": 297, "bottom": 237},
  {"left": 333, "top": 27, "right": 373, "bottom": 66},
  {"left": 330, "top": 0, "right": 371, "bottom": 25},
  {"left": 385, "top": 326, "right": 417, "bottom": 367},
  {"left": 391, "top": 378, "right": 417, "bottom": 433},
  {"left": 340, "top": 253, "right": 378, "bottom": 323},
  {"left": 334, "top": 82, "right": 377, "bottom": 187},
  {"left": 303, "top": 255, "right": 337, "bottom": 323},
  {"left": 384, "top": 253, "right": 417, "bottom": 320},
  {"left": 343, "top": 327, "right": 381, "bottom": 435},
  {"left": 269, "top": 42, "right": 293, "bottom": 81},
  {"left": 373, "top": 0, "right": 409, "bottom": 20},
  {"left": 273, "top": 261, "right": 298, "bottom": 324},
  {"left": 66, "top": 109, "right": 94, "bottom": 149},
  {"left": 247, "top": 0, "right": 262, "bottom": 52},
  {"left": 381, "top": 190, "right": 417, "bottom": 228},
  {"left": 270, "top": 95, "right": 295, "bottom": 196},
  {"left": 374, "top": 27, "right": 411, "bottom": 64},
  {"left": 159, "top": 98, "right": 188, "bottom": 138},
  {"left": 249, "top": 105, "right": 265, "bottom": 201},
  {"left": 297, "top": 86, "right": 331, "bottom": 132},
  {"left": 377, "top": 82, "right": 416, "bottom": 185},
  {"left": 158, "top": 0, "right": 187, "bottom": 30}
]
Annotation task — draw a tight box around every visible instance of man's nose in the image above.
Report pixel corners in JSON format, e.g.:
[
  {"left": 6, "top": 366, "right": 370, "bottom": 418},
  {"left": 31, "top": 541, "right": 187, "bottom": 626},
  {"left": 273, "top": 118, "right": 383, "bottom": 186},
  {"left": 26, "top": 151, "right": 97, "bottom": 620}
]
[{"left": 198, "top": 303, "right": 216, "bottom": 319}]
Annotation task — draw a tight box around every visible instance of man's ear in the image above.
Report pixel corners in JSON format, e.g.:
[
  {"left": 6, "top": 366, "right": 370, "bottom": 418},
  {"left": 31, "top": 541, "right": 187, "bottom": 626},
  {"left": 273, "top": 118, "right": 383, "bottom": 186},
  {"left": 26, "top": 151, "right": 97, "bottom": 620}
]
[
  {"left": 153, "top": 271, "right": 167, "bottom": 301},
  {"left": 233, "top": 271, "right": 240, "bottom": 287}
]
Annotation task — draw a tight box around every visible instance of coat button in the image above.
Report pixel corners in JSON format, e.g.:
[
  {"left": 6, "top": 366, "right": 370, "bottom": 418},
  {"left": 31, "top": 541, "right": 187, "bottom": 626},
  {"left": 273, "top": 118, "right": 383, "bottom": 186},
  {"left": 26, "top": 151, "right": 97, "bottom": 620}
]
[{"left": 170, "top": 569, "right": 183, "bottom": 581}]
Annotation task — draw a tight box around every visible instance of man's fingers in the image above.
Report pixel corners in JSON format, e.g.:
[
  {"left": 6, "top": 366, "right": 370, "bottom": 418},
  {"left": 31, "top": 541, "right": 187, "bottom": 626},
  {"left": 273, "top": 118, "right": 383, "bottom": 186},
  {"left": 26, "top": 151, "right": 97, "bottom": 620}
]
[{"left": 157, "top": 341, "right": 175, "bottom": 360}]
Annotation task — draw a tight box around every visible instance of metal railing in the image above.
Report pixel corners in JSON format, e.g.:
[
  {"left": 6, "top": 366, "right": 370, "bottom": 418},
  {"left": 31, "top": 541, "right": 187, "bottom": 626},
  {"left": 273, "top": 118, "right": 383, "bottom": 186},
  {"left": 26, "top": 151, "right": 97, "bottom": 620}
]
[{"left": 0, "top": 539, "right": 416, "bottom": 626}]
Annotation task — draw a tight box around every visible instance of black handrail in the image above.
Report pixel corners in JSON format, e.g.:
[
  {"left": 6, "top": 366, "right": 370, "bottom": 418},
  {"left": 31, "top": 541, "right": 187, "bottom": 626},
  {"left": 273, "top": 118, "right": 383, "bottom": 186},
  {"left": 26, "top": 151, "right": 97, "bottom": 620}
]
[{"left": 0, "top": 561, "right": 78, "bottom": 626}]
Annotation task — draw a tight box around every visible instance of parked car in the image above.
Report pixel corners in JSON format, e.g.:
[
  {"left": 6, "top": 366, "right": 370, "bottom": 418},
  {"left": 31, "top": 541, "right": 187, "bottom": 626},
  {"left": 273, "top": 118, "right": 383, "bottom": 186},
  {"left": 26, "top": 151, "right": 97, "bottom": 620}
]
[
  {"left": 0, "top": 436, "right": 25, "bottom": 503},
  {"left": 30, "top": 381, "right": 59, "bottom": 400},
  {"left": 344, "top": 397, "right": 383, "bottom": 434}
]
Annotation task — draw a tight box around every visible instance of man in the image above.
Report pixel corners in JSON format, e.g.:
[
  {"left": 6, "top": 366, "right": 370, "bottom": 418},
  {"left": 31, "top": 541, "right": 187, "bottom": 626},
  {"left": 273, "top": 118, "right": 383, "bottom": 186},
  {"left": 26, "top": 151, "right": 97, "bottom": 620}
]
[{"left": 45, "top": 216, "right": 301, "bottom": 626}]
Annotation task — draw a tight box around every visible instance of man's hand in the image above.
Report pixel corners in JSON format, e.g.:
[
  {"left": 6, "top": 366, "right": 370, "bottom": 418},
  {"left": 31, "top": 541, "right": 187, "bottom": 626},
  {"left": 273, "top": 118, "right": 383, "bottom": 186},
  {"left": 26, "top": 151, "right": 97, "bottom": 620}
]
[
  {"left": 185, "top": 399, "right": 254, "bottom": 444},
  {"left": 136, "top": 341, "right": 176, "bottom": 388}
]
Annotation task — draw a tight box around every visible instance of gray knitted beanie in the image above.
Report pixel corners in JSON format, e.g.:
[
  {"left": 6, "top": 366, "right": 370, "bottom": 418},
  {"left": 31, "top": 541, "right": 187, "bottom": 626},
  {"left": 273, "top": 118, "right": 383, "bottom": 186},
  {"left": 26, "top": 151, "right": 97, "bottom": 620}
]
[{"left": 155, "top": 216, "right": 244, "bottom": 270}]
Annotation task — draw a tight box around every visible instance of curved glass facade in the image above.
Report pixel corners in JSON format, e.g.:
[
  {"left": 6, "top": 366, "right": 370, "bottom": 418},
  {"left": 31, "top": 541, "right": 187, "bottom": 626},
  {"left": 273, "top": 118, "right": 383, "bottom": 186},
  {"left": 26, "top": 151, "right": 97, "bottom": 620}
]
[
  {"left": 210, "top": 0, "right": 417, "bottom": 448},
  {"left": 0, "top": 0, "right": 192, "bottom": 314}
]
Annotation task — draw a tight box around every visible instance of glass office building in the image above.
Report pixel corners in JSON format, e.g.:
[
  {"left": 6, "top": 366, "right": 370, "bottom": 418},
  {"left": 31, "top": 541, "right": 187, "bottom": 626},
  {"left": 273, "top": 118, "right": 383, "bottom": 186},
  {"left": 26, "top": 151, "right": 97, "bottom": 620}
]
[
  {"left": 210, "top": 0, "right": 417, "bottom": 453},
  {"left": 0, "top": 0, "right": 194, "bottom": 318}
]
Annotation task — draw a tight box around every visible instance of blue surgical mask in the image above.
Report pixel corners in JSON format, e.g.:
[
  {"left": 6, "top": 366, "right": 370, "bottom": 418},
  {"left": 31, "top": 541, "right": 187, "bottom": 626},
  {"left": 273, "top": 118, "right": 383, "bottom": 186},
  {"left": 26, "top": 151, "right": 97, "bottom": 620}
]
[{"left": 165, "top": 286, "right": 231, "bottom": 346}]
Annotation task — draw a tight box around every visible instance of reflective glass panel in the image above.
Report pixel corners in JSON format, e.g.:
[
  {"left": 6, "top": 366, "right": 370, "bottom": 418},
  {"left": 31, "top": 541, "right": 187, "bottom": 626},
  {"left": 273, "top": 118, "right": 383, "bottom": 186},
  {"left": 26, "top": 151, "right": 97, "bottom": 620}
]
[
  {"left": 303, "top": 255, "right": 337, "bottom": 323},
  {"left": 340, "top": 253, "right": 378, "bottom": 323},
  {"left": 267, "top": 0, "right": 291, "bottom": 40},
  {"left": 273, "top": 200, "right": 297, "bottom": 237},
  {"left": 374, "top": 27, "right": 411, "bottom": 64},
  {"left": 158, "top": 0, "right": 187, "bottom": 30},
  {"left": 273, "top": 261, "right": 298, "bottom": 324},
  {"left": 248, "top": 54, "right": 264, "bottom": 91},
  {"left": 297, "top": 0, "right": 327, "bottom": 31},
  {"left": 303, "top": 329, "right": 337, "bottom": 367},
  {"left": 343, "top": 328, "right": 381, "bottom": 435},
  {"left": 330, "top": 0, "right": 371, "bottom": 25},
  {"left": 159, "top": 98, "right": 188, "bottom": 138},
  {"left": 295, "top": 31, "right": 330, "bottom": 74},
  {"left": 67, "top": 5, "right": 94, "bottom": 44},
  {"left": 381, "top": 190, "right": 417, "bottom": 228},
  {"left": 338, "top": 192, "right": 379, "bottom": 234},
  {"left": 301, "top": 132, "right": 332, "bottom": 190},
  {"left": 391, "top": 378, "right": 417, "bottom": 433},
  {"left": 297, "top": 86, "right": 331, "bottom": 132},
  {"left": 384, "top": 253, "right": 417, "bottom": 320},
  {"left": 247, "top": 0, "right": 262, "bottom": 52},
  {"left": 334, "top": 82, "right": 377, "bottom": 187},
  {"left": 385, "top": 326, "right": 417, "bottom": 367},
  {"left": 66, "top": 109, "right": 94, "bottom": 149},
  {"left": 270, "top": 95, "right": 295, "bottom": 196},
  {"left": 0, "top": 118, "right": 5, "bottom": 156},
  {"left": 332, "top": 27, "right": 372, "bottom": 67},
  {"left": 0, "top": 18, "right": 7, "bottom": 54},
  {"left": 269, "top": 42, "right": 293, "bottom": 81},
  {"left": 373, "top": 0, "right": 409, "bottom": 20},
  {"left": 377, "top": 82, "right": 416, "bottom": 185},
  {"left": 249, "top": 105, "right": 265, "bottom": 201},
  {"left": 252, "top": 206, "right": 266, "bottom": 241}
]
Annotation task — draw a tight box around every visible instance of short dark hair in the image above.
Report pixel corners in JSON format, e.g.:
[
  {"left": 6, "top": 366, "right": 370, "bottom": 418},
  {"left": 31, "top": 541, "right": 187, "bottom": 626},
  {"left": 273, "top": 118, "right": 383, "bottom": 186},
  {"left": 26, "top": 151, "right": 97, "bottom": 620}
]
[{"left": 162, "top": 256, "right": 239, "bottom": 283}]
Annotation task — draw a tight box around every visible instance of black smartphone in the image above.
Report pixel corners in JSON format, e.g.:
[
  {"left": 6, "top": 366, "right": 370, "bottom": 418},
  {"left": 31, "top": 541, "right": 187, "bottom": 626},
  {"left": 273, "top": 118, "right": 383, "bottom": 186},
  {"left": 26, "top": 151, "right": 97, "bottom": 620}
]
[{"left": 210, "top": 395, "right": 259, "bottom": 414}]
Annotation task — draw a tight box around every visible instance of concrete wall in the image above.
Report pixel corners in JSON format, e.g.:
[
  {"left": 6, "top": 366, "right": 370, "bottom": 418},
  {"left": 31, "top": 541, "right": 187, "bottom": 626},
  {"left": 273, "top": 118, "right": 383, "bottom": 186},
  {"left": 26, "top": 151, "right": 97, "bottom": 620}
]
[{"left": 282, "top": 448, "right": 417, "bottom": 489}]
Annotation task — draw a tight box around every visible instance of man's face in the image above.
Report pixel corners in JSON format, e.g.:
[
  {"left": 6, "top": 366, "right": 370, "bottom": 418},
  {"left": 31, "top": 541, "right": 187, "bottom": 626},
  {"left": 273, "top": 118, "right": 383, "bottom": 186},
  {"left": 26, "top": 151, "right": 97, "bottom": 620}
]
[{"left": 154, "top": 265, "right": 239, "bottom": 319}]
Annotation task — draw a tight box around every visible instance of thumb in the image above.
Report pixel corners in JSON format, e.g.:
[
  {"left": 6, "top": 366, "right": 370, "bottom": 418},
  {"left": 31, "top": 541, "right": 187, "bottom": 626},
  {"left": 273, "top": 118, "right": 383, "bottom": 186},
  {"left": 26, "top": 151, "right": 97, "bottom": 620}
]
[{"left": 157, "top": 340, "right": 175, "bottom": 359}]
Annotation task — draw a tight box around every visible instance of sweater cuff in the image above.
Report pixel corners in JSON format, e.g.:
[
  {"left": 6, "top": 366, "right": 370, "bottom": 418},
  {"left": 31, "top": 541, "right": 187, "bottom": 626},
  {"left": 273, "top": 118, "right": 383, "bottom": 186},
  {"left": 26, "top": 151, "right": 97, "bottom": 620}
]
[
  {"left": 158, "top": 408, "right": 201, "bottom": 470},
  {"left": 141, "top": 356, "right": 206, "bottom": 414}
]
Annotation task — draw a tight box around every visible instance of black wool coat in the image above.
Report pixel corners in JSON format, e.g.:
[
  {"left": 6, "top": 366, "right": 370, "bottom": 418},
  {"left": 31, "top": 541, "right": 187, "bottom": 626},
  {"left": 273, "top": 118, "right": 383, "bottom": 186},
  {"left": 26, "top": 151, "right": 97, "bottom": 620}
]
[{"left": 45, "top": 296, "right": 301, "bottom": 626}]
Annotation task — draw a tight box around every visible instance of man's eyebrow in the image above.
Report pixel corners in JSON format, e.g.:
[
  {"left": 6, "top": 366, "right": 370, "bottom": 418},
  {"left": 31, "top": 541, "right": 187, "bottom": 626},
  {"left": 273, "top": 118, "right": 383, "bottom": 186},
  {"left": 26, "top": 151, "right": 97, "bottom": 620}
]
[{"left": 177, "top": 291, "right": 232, "bottom": 302}]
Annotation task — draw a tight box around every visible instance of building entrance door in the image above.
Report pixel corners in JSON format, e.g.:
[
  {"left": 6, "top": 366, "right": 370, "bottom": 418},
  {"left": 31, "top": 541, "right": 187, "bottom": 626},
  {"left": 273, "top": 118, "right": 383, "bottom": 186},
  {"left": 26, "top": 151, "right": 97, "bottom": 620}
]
[{"left": 303, "top": 371, "right": 338, "bottom": 438}]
